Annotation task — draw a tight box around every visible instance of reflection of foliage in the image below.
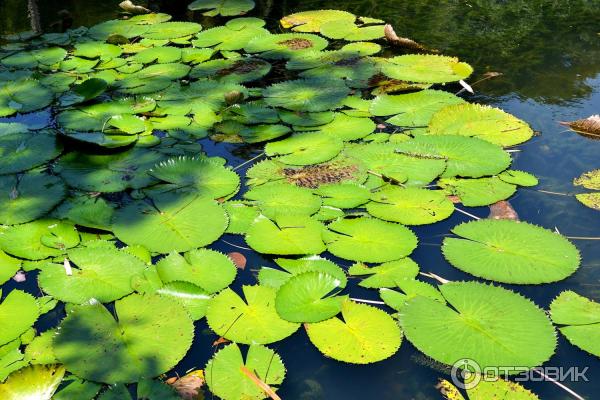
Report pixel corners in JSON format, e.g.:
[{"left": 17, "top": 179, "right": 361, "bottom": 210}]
[{"left": 279, "top": 0, "right": 600, "bottom": 103}]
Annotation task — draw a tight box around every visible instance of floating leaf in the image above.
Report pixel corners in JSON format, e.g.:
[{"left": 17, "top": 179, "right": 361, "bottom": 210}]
[
  {"left": 498, "top": 170, "right": 538, "bottom": 186},
  {"left": 263, "top": 78, "right": 349, "bottom": 112},
  {"left": 0, "top": 219, "right": 79, "bottom": 260},
  {"left": 0, "top": 171, "right": 66, "bottom": 225},
  {"left": 142, "top": 22, "right": 202, "bottom": 40},
  {"left": 0, "top": 364, "right": 65, "bottom": 400},
  {"left": 427, "top": 104, "right": 534, "bottom": 147},
  {"left": 349, "top": 258, "right": 419, "bottom": 288},
  {"left": 443, "top": 219, "right": 579, "bottom": 284},
  {"left": 266, "top": 132, "right": 343, "bottom": 165},
  {"left": 259, "top": 256, "right": 347, "bottom": 289},
  {"left": 315, "top": 183, "right": 370, "bottom": 208},
  {"left": 73, "top": 42, "right": 122, "bottom": 60},
  {"left": 223, "top": 201, "right": 260, "bottom": 234},
  {"left": 206, "top": 285, "right": 299, "bottom": 344},
  {"left": 560, "top": 114, "right": 600, "bottom": 139},
  {"left": 379, "top": 278, "right": 444, "bottom": 311},
  {"left": 38, "top": 246, "right": 146, "bottom": 303},
  {"left": 156, "top": 248, "right": 237, "bottom": 293},
  {"left": 381, "top": 55, "right": 473, "bottom": 84},
  {"left": 400, "top": 281, "right": 556, "bottom": 371},
  {"left": 574, "top": 169, "right": 600, "bottom": 190},
  {"left": 0, "top": 290, "right": 39, "bottom": 346},
  {"left": 467, "top": 377, "right": 540, "bottom": 400},
  {"left": 246, "top": 214, "right": 326, "bottom": 255},
  {"left": 576, "top": 193, "right": 600, "bottom": 211},
  {"left": 54, "top": 193, "right": 114, "bottom": 230},
  {"left": 324, "top": 217, "right": 418, "bottom": 263},
  {"left": 149, "top": 157, "right": 240, "bottom": 199},
  {"left": 206, "top": 343, "right": 285, "bottom": 400},
  {"left": 367, "top": 187, "right": 454, "bottom": 225},
  {"left": 0, "top": 79, "right": 53, "bottom": 117},
  {"left": 113, "top": 193, "right": 228, "bottom": 253},
  {"left": 0, "top": 251, "right": 21, "bottom": 285},
  {"left": 245, "top": 183, "right": 322, "bottom": 218},
  {"left": 191, "top": 58, "right": 271, "bottom": 83},
  {"left": 439, "top": 177, "right": 516, "bottom": 206},
  {"left": 156, "top": 282, "right": 211, "bottom": 321},
  {"left": 246, "top": 34, "right": 329, "bottom": 59},
  {"left": 370, "top": 90, "right": 465, "bottom": 127},
  {"left": 188, "top": 0, "right": 255, "bottom": 16},
  {"left": 306, "top": 300, "right": 401, "bottom": 364},
  {"left": 193, "top": 21, "right": 268, "bottom": 51},
  {"left": 275, "top": 271, "right": 347, "bottom": 323},
  {"left": 302, "top": 113, "right": 376, "bottom": 141},
  {"left": 550, "top": 291, "right": 600, "bottom": 357},
  {"left": 488, "top": 200, "right": 519, "bottom": 221},
  {"left": 320, "top": 20, "right": 385, "bottom": 42},
  {"left": 280, "top": 10, "right": 356, "bottom": 32},
  {"left": 54, "top": 293, "right": 194, "bottom": 383}
]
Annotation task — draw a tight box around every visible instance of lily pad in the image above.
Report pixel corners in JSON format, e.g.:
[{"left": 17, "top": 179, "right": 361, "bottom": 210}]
[
  {"left": 550, "top": 291, "right": 600, "bottom": 357},
  {"left": 442, "top": 219, "right": 580, "bottom": 284},
  {"left": 142, "top": 22, "right": 202, "bottom": 40},
  {"left": 324, "top": 217, "right": 418, "bottom": 263},
  {"left": 400, "top": 281, "right": 556, "bottom": 372},
  {"left": 0, "top": 219, "right": 79, "bottom": 260},
  {"left": 189, "top": 0, "right": 255, "bottom": 16},
  {"left": 54, "top": 293, "right": 194, "bottom": 383},
  {"left": 263, "top": 78, "right": 350, "bottom": 112},
  {"left": 246, "top": 34, "right": 329, "bottom": 59},
  {"left": 574, "top": 169, "right": 600, "bottom": 190},
  {"left": 0, "top": 79, "right": 53, "bottom": 117},
  {"left": 246, "top": 214, "right": 326, "bottom": 255},
  {"left": 275, "top": 271, "right": 347, "bottom": 323},
  {"left": 0, "top": 290, "right": 39, "bottom": 346},
  {"left": 245, "top": 183, "right": 321, "bottom": 218},
  {"left": 206, "top": 344, "right": 285, "bottom": 400},
  {"left": 439, "top": 177, "right": 516, "bottom": 206},
  {"left": 0, "top": 364, "right": 65, "bottom": 400},
  {"left": 306, "top": 300, "right": 401, "bottom": 364},
  {"left": 381, "top": 54, "right": 473, "bottom": 84},
  {"left": 349, "top": 258, "right": 419, "bottom": 288},
  {"left": 206, "top": 285, "right": 299, "bottom": 344},
  {"left": 259, "top": 256, "right": 347, "bottom": 289},
  {"left": 265, "top": 132, "right": 343, "bottom": 165},
  {"left": 280, "top": 10, "right": 356, "bottom": 32},
  {"left": 113, "top": 193, "right": 228, "bottom": 253},
  {"left": 427, "top": 104, "right": 534, "bottom": 147},
  {"left": 367, "top": 187, "right": 454, "bottom": 225}
]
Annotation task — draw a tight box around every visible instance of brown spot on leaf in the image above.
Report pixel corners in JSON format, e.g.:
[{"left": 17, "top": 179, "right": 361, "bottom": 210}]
[{"left": 277, "top": 38, "right": 313, "bottom": 50}]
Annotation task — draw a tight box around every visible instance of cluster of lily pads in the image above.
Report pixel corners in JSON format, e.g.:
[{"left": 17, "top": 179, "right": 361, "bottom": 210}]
[{"left": 0, "top": 3, "right": 596, "bottom": 400}]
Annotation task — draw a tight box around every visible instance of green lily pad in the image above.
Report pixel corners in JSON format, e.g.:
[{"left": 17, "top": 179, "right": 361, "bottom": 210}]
[
  {"left": 142, "top": 22, "right": 202, "bottom": 40},
  {"left": 439, "top": 177, "right": 516, "bottom": 206},
  {"left": 0, "top": 364, "right": 65, "bottom": 400},
  {"left": 280, "top": 10, "right": 356, "bottom": 32},
  {"left": 320, "top": 20, "right": 385, "bottom": 42},
  {"left": 574, "top": 169, "right": 600, "bottom": 190},
  {"left": 381, "top": 54, "right": 473, "bottom": 84},
  {"left": 259, "top": 256, "right": 347, "bottom": 289},
  {"left": 550, "top": 291, "right": 600, "bottom": 358},
  {"left": 367, "top": 187, "right": 454, "bottom": 225},
  {"left": 324, "top": 217, "right": 418, "bottom": 263},
  {"left": 38, "top": 246, "right": 146, "bottom": 303},
  {"left": 263, "top": 78, "right": 349, "bottom": 112},
  {"left": 73, "top": 42, "right": 122, "bottom": 60},
  {"left": 193, "top": 23, "right": 268, "bottom": 51},
  {"left": 427, "top": 104, "right": 534, "bottom": 147},
  {"left": 246, "top": 214, "right": 326, "bottom": 255},
  {"left": 302, "top": 113, "right": 375, "bottom": 141},
  {"left": 1, "top": 47, "right": 67, "bottom": 69},
  {"left": 370, "top": 90, "right": 466, "bottom": 127},
  {"left": 205, "top": 344, "right": 285, "bottom": 400},
  {"left": 132, "top": 46, "right": 182, "bottom": 64},
  {"left": 0, "top": 251, "right": 21, "bottom": 285},
  {"left": 190, "top": 58, "right": 271, "bottom": 83},
  {"left": 113, "top": 193, "right": 228, "bottom": 253},
  {"left": 149, "top": 157, "right": 240, "bottom": 199},
  {"left": 315, "top": 183, "right": 371, "bottom": 208},
  {"left": 443, "top": 219, "right": 580, "bottom": 284},
  {"left": 0, "top": 219, "right": 79, "bottom": 260},
  {"left": 54, "top": 293, "right": 194, "bottom": 383},
  {"left": 244, "top": 183, "right": 321, "bottom": 218},
  {"left": 223, "top": 201, "right": 260, "bottom": 234},
  {"left": 0, "top": 290, "right": 39, "bottom": 346},
  {"left": 399, "top": 281, "right": 556, "bottom": 372},
  {"left": 306, "top": 300, "right": 401, "bottom": 364},
  {"left": 0, "top": 79, "right": 53, "bottom": 117},
  {"left": 266, "top": 132, "right": 343, "bottom": 165},
  {"left": 498, "top": 170, "right": 539, "bottom": 186},
  {"left": 379, "top": 279, "right": 444, "bottom": 311},
  {"left": 156, "top": 248, "right": 237, "bottom": 293},
  {"left": 349, "top": 258, "right": 419, "bottom": 288},
  {"left": 576, "top": 193, "right": 600, "bottom": 211},
  {"left": 246, "top": 34, "right": 329, "bottom": 59},
  {"left": 275, "top": 271, "right": 347, "bottom": 323},
  {"left": 207, "top": 285, "right": 299, "bottom": 344},
  {"left": 0, "top": 171, "right": 66, "bottom": 225},
  {"left": 189, "top": 0, "right": 255, "bottom": 16}
]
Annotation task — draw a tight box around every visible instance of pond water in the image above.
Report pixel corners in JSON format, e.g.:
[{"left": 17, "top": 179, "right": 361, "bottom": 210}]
[{"left": 1, "top": 1, "right": 600, "bottom": 399}]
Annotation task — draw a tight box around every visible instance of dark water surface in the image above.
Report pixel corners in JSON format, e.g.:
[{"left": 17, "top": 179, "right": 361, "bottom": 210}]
[{"left": 1, "top": 1, "right": 600, "bottom": 399}]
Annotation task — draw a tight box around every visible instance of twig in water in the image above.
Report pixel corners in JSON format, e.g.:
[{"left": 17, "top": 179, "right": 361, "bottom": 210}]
[
  {"left": 221, "top": 240, "right": 252, "bottom": 251},
  {"left": 420, "top": 272, "right": 450, "bottom": 284},
  {"left": 350, "top": 297, "right": 386, "bottom": 305},
  {"left": 531, "top": 368, "right": 585, "bottom": 400},
  {"left": 233, "top": 152, "right": 265, "bottom": 171},
  {"left": 566, "top": 236, "right": 600, "bottom": 240},
  {"left": 455, "top": 207, "right": 481, "bottom": 220},
  {"left": 536, "top": 189, "right": 572, "bottom": 196}
]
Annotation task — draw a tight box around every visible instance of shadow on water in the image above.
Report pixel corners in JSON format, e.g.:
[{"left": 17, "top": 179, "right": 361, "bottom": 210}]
[{"left": 1, "top": 1, "right": 600, "bottom": 399}]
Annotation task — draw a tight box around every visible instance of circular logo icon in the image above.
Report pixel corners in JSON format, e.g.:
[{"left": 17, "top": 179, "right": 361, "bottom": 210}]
[{"left": 451, "top": 358, "right": 482, "bottom": 390}]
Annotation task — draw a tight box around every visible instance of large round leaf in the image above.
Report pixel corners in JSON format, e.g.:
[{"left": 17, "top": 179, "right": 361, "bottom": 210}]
[
  {"left": 156, "top": 249, "right": 237, "bottom": 293},
  {"left": 246, "top": 214, "right": 326, "bottom": 255},
  {"left": 0, "top": 219, "right": 79, "bottom": 260},
  {"left": 367, "top": 187, "right": 454, "bottom": 225},
  {"left": 280, "top": 10, "right": 355, "bottom": 32},
  {"left": 550, "top": 291, "right": 600, "bottom": 358},
  {"left": 266, "top": 132, "right": 343, "bottom": 166},
  {"left": 439, "top": 177, "right": 516, "bottom": 206},
  {"left": 38, "top": 247, "right": 147, "bottom": 303},
  {"left": 142, "top": 22, "right": 202, "bottom": 40},
  {"left": 206, "top": 285, "right": 299, "bottom": 344},
  {"left": 244, "top": 183, "right": 322, "bottom": 218},
  {"left": 0, "top": 364, "right": 65, "bottom": 400},
  {"left": 0, "top": 171, "right": 66, "bottom": 225},
  {"left": 305, "top": 300, "right": 401, "bottom": 364},
  {"left": 0, "top": 290, "right": 39, "bottom": 346},
  {"left": 0, "top": 79, "right": 53, "bottom": 117},
  {"left": 54, "top": 293, "right": 194, "bottom": 383},
  {"left": 189, "top": 0, "right": 255, "bottom": 16},
  {"left": 324, "top": 217, "right": 417, "bottom": 263},
  {"left": 263, "top": 79, "right": 350, "bottom": 112},
  {"left": 259, "top": 256, "right": 347, "bottom": 289},
  {"left": 0, "top": 130, "right": 63, "bottom": 175},
  {"left": 399, "top": 281, "right": 556, "bottom": 371},
  {"left": 113, "top": 193, "right": 228, "bottom": 253},
  {"left": 380, "top": 55, "right": 473, "bottom": 84},
  {"left": 245, "top": 34, "right": 329, "bottom": 59},
  {"left": 349, "top": 258, "right": 419, "bottom": 288},
  {"left": 275, "top": 271, "right": 347, "bottom": 323},
  {"left": 427, "top": 104, "right": 534, "bottom": 147},
  {"left": 442, "top": 219, "right": 580, "bottom": 284},
  {"left": 205, "top": 344, "right": 285, "bottom": 400}
]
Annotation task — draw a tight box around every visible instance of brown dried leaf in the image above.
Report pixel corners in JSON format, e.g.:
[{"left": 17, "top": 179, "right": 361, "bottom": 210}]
[
  {"left": 488, "top": 200, "right": 519, "bottom": 221},
  {"left": 212, "top": 337, "right": 231, "bottom": 347},
  {"left": 447, "top": 195, "right": 461, "bottom": 204},
  {"left": 239, "top": 365, "right": 282, "bottom": 400},
  {"left": 384, "top": 24, "right": 433, "bottom": 52},
  {"left": 560, "top": 115, "right": 600, "bottom": 139},
  {"left": 228, "top": 252, "right": 247, "bottom": 270},
  {"left": 169, "top": 370, "right": 205, "bottom": 400}
]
